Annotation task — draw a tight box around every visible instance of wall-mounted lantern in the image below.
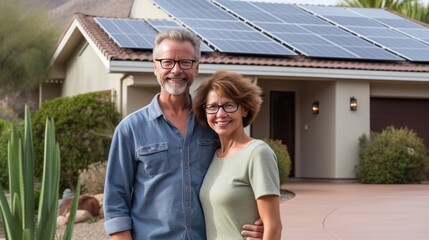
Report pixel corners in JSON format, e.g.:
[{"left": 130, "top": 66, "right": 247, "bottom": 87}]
[
  {"left": 312, "top": 101, "right": 319, "bottom": 114},
  {"left": 350, "top": 97, "right": 357, "bottom": 111}
]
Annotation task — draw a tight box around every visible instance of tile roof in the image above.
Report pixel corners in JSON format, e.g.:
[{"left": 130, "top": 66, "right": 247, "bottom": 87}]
[{"left": 70, "top": 13, "right": 429, "bottom": 73}]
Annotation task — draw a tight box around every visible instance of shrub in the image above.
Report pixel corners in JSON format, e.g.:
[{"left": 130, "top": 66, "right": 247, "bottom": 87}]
[
  {"left": 32, "top": 92, "right": 121, "bottom": 192},
  {"left": 0, "top": 104, "right": 20, "bottom": 122},
  {"left": 0, "top": 118, "right": 15, "bottom": 189},
  {"left": 264, "top": 138, "right": 292, "bottom": 183},
  {"left": 79, "top": 161, "right": 107, "bottom": 195},
  {"left": 356, "top": 126, "right": 429, "bottom": 184}
]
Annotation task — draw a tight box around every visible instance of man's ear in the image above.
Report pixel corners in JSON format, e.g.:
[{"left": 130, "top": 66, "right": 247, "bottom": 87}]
[
  {"left": 194, "top": 62, "right": 200, "bottom": 77},
  {"left": 153, "top": 61, "right": 158, "bottom": 76}
]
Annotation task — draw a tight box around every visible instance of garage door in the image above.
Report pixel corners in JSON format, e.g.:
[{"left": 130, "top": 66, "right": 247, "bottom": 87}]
[{"left": 371, "top": 97, "right": 429, "bottom": 153}]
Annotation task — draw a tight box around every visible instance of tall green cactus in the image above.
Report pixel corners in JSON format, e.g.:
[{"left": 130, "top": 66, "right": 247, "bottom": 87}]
[{"left": 0, "top": 106, "right": 80, "bottom": 240}]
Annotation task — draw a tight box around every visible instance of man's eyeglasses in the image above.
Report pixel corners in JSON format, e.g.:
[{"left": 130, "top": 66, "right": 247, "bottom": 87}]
[
  {"left": 203, "top": 102, "right": 239, "bottom": 114},
  {"left": 155, "top": 59, "right": 196, "bottom": 70}
]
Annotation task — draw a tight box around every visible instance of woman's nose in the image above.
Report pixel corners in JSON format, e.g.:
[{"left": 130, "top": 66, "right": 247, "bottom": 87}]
[{"left": 216, "top": 106, "right": 227, "bottom": 116}]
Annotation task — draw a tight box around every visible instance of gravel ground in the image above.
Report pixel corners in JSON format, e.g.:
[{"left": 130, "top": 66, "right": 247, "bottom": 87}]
[
  {"left": 56, "top": 218, "right": 109, "bottom": 240},
  {"left": 0, "top": 219, "right": 109, "bottom": 240},
  {"left": 1, "top": 190, "right": 294, "bottom": 239}
]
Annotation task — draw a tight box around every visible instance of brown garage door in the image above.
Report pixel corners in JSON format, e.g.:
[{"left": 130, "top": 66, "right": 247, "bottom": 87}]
[{"left": 371, "top": 97, "right": 429, "bottom": 151}]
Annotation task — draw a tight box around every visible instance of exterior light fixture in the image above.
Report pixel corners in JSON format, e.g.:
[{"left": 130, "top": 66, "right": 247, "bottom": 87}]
[
  {"left": 312, "top": 101, "right": 319, "bottom": 114},
  {"left": 350, "top": 97, "right": 357, "bottom": 111}
]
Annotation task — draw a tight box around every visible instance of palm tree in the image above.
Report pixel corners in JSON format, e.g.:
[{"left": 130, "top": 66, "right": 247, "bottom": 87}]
[
  {"left": 339, "top": 0, "right": 429, "bottom": 24},
  {"left": 398, "top": 0, "right": 429, "bottom": 23},
  {"left": 339, "top": 0, "right": 402, "bottom": 9}
]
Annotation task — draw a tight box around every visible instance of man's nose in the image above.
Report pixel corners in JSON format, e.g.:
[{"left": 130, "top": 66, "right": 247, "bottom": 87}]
[{"left": 171, "top": 62, "right": 183, "bottom": 73}]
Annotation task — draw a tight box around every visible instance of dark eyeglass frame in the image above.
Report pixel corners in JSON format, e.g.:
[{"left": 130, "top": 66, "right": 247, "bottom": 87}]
[
  {"left": 203, "top": 102, "right": 240, "bottom": 114},
  {"left": 155, "top": 59, "right": 196, "bottom": 70}
]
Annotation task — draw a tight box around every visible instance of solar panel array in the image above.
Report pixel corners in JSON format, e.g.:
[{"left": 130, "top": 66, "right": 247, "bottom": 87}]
[
  {"left": 213, "top": 0, "right": 402, "bottom": 61},
  {"left": 151, "top": 0, "right": 297, "bottom": 56},
  {"left": 145, "top": 19, "right": 213, "bottom": 52},
  {"left": 300, "top": 5, "right": 429, "bottom": 62},
  {"left": 95, "top": 17, "right": 157, "bottom": 49},
  {"left": 95, "top": 0, "right": 429, "bottom": 63}
]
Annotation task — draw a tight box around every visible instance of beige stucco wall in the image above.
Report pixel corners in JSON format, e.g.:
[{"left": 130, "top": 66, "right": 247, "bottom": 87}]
[
  {"left": 122, "top": 73, "right": 159, "bottom": 116},
  {"left": 298, "top": 81, "right": 337, "bottom": 178},
  {"left": 335, "top": 81, "right": 370, "bottom": 178},
  {"left": 61, "top": 41, "right": 122, "bottom": 98},
  {"left": 130, "top": 0, "right": 171, "bottom": 19}
]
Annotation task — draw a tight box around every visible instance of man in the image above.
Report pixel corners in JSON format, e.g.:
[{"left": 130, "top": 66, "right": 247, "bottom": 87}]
[{"left": 104, "top": 29, "right": 263, "bottom": 239}]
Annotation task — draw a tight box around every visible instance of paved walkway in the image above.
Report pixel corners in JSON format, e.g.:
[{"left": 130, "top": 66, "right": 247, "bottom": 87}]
[{"left": 280, "top": 182, "right": 429, "bottom": 240}]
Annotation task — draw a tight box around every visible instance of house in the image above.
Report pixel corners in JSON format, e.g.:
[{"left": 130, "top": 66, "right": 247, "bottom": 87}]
[{"left": 46, "top": 0, "right": 429, "bottom": 180}]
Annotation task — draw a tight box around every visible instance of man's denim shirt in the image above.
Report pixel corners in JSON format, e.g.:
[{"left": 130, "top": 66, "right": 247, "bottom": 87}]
[{"left": 104, "top": 94, "right": 219, "bottom": 239}]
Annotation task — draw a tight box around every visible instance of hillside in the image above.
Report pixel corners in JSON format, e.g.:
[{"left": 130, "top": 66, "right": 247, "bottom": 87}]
[{"left": 48, "top": 0, "right": 134, "bottom": 26}]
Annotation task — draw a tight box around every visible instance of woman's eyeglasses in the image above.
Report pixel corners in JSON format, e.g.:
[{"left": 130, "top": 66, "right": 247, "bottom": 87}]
[{"left": 203, "top": 102, "right": 239, "bottom": 114}]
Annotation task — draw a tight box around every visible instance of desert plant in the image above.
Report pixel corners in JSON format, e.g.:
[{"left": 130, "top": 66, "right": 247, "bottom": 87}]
[
  {"left": 264, "top": 138, "right": 292, "bottom": 183},
  {"left": 32, "top": 92, "right": 121, "bottom": 192},
  {"left": 79, "top": 161, "right": 107, "bottom": 195},
  {"left": 0, "top": 106, "right": 80, "bottom": 240},
  {"left": 356, "top": 126, "right": 429, "bottom": 184}
]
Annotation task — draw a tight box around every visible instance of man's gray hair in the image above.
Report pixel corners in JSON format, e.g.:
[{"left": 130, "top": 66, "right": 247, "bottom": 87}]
[{"left": 153, "top": 29, "right": 201, "bottom": 61}]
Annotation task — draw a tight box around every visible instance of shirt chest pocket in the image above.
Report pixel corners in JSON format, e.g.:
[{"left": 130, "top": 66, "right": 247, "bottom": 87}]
[
  {"left": 198, "top": 139, "right": 219, "bottom": 171},
  {"left": 136, "top": 143, "right": 169, "bottom": 176}
]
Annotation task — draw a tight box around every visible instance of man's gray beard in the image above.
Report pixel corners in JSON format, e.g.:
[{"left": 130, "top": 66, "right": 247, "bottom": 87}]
[{"left": 159, "top": 77, "right": 188, "bottom": 95}]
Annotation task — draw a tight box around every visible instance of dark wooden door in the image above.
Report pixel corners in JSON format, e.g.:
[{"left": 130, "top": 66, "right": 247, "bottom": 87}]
[{"left": 270, "top": 92, "right": 295, "bottom": 177}]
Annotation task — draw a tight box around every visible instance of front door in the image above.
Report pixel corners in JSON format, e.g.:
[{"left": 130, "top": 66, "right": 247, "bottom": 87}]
[{"left": 270, "top": 91, "right": 295, "bottom": 177}]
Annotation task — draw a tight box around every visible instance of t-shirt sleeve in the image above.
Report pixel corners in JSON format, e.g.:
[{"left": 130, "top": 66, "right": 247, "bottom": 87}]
[{"left": 248, "top": 141, "right": 280, "bottom": 199}]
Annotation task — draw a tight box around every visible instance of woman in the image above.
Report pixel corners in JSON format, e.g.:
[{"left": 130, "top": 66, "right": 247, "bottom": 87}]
[{"left": 193, "top": 70, "right": 282, "bottom": 240}]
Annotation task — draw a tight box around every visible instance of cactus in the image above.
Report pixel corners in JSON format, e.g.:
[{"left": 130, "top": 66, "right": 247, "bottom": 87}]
[{"left": 0, "top": 105, "right": 80, "bottom": 240}]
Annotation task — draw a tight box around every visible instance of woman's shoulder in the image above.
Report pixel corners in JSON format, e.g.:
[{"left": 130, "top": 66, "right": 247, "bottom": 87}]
[{"left": 249, "top": 139, "right": 271, "bottom": 150}]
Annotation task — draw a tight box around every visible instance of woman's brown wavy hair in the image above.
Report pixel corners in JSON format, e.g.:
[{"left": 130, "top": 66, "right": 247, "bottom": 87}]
[{"left": 193, "top": 70, "right": 262, "bottom": 128}]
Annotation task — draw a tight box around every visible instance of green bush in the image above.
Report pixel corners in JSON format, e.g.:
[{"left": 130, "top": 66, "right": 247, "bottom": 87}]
[
  {"left": 264, "top": 138, "right": 292, "bottom": 183},
  {"left": 32, "top": 92, "right": 121, "bottom": 192},
  {"left": 0, "top": 118, "right": 15, "bottom": 189},
  {"left": 356, "top": 126, "right": 429, "bottom": 184}
]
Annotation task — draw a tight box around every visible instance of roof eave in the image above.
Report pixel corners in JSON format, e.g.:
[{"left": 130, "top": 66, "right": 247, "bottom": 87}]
[{"left": 107, "top": 60, "right": 429, "bottom": 82}]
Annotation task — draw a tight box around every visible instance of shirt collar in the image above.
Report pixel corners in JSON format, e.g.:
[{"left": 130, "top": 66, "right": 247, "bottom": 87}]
[{"left": 148, "top": 93, "right": 193, "bottom": 121}]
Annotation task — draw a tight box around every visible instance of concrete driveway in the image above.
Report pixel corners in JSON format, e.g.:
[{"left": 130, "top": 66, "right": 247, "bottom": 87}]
[{"left": 280, "top": 182, "right": 429, "bottom": 240}]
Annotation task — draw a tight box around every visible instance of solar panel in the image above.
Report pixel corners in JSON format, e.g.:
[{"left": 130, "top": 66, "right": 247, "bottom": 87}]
[
  {"left": 95, "top": 17, "right": 157, "bottom": 49},
  {"left": 349, "top": 8, "right": 429, "bottom": 44},
  {"left": 151, "top": 0, "right": 297, "bottom": 56},
  {"left": 145, "top": 19, "right": 214, "bottom": 52},
  {"left": 300, "top": 5, "right": 429, "bottom": 62},
  {"left": 145, "top": 19, "right": 181, "bottom": 32},
  {"left": 213, "top": 0, "right": 402, "bottom": 61}
]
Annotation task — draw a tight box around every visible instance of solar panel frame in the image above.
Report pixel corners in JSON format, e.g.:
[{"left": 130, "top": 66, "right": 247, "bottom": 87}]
[
  {"left": 145, "top": 19, "right": 214, "bottom": 52},
  {"left": 151, "top": 0, "right": 297, "bottom": 56},
  {"left": 95, "top": 17, "right": 158, "bottom": 49}
]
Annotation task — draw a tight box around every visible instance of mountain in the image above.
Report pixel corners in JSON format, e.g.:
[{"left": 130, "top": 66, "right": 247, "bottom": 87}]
[{"left": 47, "top": 0, "right": 134, "bottom": 26}]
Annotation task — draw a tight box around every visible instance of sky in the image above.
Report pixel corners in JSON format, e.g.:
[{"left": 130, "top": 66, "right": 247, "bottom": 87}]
[{"left": 254, "top": 0, "right": 429, "bottom": 6}]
